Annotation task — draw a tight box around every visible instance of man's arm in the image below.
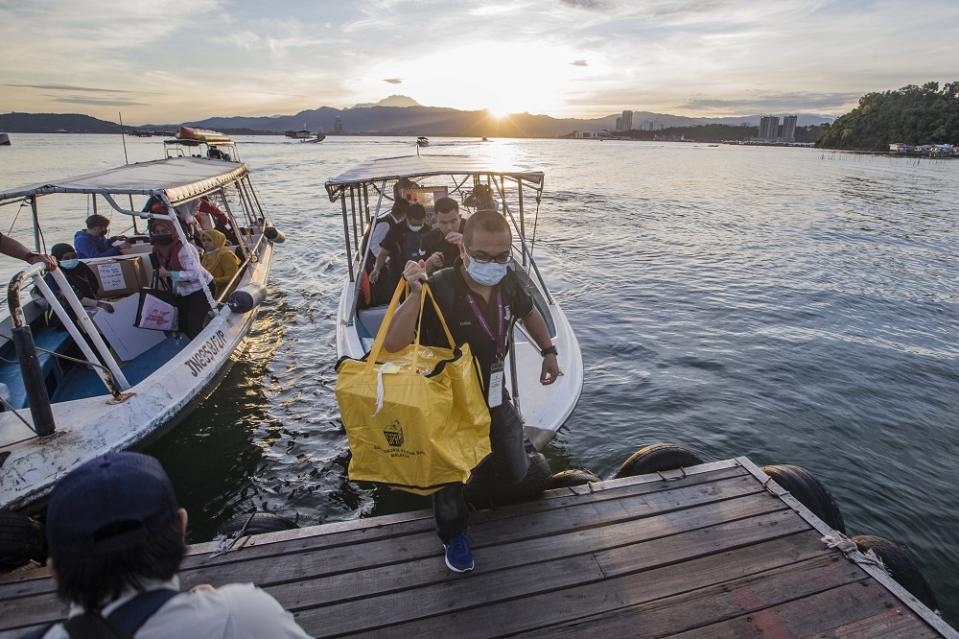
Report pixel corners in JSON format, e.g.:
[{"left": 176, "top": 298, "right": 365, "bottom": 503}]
[
  {"left": 383, "top": 260, "right": 426, "bottom": 353},
  {"left": 521, "top": 308, "right": 561, "bottom": 385},
  {"left": 0, "top": 233, "right": 57, "bottom": 270},
  {"left": 369, "top": 247, "right": 390, "bottom": 283}
]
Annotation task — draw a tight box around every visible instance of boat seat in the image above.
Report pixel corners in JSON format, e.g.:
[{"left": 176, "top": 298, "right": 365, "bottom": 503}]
[
  {"left": 0, "top": 327, "right": 73, "bottom": 409},
  {"left": 356, "top": 306, "right": 389, "bottom": 343}
]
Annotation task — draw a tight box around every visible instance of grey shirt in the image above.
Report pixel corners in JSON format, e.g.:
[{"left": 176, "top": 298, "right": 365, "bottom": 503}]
[{"left": 40, "top": 576, "right": 310, "bottom": 639}]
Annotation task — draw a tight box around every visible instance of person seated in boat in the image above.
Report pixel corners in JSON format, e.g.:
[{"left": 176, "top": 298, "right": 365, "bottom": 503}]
[
  {"left": 366, "top": 178, "right": 418, "bottom": 261},
  {"left": 30, "top": 452, "right": 311, "bottom": 639},
  {"left": 0, "top": 230, "right": 56, "bottom": 270},
  {"left": 368, "top": 202, "right": 431, "bottom": 289},
  {"left": 200, "top": 229, "right": 241, "bottom": 298},
  {"left": 383, "top": 210, "right": 560, "bottom": 574},
  {"left": 198, "top": 196, "right": 238, "bottom": 244},
  {"left": 423, "top": 197, "right": 465, "bottom": 275},
  {"left": 149, "top": 219, "right": 215, "bottom": 340},
  {"left": 45, "top": 243, "right": 114, "bottom": 314},
  {"left": 464, "top": 184, "right": 498, "bottom": 213},
  {"left": 74, "top": 214, "right": 130, "bottom": 259}
]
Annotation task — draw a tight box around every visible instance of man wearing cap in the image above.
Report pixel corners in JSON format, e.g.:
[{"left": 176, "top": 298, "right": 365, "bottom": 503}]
[{"left": 31, "top": 452, "right": 309, "bottom": 639}]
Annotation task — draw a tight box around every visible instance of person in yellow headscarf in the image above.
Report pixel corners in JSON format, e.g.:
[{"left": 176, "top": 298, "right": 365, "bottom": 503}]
[{"left": 200, "top": 229, "right": 241, "bottom": 297}]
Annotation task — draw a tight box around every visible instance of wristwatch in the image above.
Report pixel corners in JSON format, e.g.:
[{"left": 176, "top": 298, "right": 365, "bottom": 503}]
[{"left": 540, "top": 345, "right": 558, "bottom": 357}]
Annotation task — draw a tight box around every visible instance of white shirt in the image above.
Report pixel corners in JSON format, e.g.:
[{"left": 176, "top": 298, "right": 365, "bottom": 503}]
[
  {"left": 169, "top": 242, "right": 214, "bottom": 297},
  {"left": 41, "top": 576, "right": 310, "bottom": 639},
  {"left": 369, "top": 213, "right": 402, "bottom": 258}
]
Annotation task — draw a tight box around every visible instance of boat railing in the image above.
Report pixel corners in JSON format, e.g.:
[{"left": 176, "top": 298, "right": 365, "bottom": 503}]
[{"left": 7, "top": 263, "right": 129, "bottom": 402}]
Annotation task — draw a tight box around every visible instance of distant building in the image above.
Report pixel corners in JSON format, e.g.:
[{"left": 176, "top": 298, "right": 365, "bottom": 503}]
[
  {"left": 781, "top": 115, "right": 798, "bottom": 142},
  {"left": 759, "top": 115, "right": 780, "bottom": 141},
  {"left": 615, "top": 117, "right": 623, "bottom": 131},
  {"left": 333, "top": 116, "right": 343, "bottom": 135},
  {"left": 622, "top": 110, "right": 633, "bottom": 131}
]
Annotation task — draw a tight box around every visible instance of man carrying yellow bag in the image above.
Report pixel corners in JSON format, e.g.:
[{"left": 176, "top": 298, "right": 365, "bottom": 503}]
[
  {"left": 383, "top": 210, "right": 560, "bottom": 573},
  {"left": 336, "top": 276, "right": 493, "bottom": 495}
]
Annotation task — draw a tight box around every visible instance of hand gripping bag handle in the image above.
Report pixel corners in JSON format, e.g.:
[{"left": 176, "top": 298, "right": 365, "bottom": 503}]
[{"left": 365, "top": 278, "right": 455, "bottom": 371}]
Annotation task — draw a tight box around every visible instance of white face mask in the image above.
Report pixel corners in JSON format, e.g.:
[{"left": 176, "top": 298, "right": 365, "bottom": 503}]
[{"left": 465, "top": 257, "right": 507, "bottom": 286}]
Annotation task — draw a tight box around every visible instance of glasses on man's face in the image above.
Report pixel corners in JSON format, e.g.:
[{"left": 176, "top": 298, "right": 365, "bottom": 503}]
[{"left": 467, "top": 249, "right": 510, "bottom": 264}]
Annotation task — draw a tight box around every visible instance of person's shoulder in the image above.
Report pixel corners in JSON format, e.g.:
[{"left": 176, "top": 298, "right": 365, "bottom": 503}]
[{"left": 206, "top": 583, "right": 309, "bottom": 637}]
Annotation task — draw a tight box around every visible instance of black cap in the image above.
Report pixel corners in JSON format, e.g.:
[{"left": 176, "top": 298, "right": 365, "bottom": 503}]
[{"left": 46, "top": 453, "right": 179, "bottom": 558}]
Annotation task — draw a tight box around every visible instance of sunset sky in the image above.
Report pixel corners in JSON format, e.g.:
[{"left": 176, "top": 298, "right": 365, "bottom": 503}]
[{"left": 2, "top": 0, "right": 957, "bottom": 124}]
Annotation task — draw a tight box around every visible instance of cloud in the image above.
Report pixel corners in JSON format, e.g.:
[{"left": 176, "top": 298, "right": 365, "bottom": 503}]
[
  {"left": 7, "top": 83, "right": 139, "bottom": 94},
  {"left": 570, "top": 59, "right": 588, "bottom": 66},
  {"left": 383, "top": 78, "right": 402, "bottom": 84},
  {"left": 559, "top": 0, "right": 605, "bottom": 9},
  {"left": 50, "top": 96, "right": 148, "bottom": 107},
  {"left": 681, "top": 91, "right": 863, "bottom": 113}
]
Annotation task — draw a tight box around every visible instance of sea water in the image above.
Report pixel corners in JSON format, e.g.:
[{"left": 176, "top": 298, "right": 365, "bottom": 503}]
[{"left": 2, "top": 134, "right": 958, "bottom": 618}]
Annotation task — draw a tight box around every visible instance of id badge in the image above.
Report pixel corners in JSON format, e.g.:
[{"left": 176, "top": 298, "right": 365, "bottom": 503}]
[{"left": 488, "top": 362, "right": 504, "bottom": 408}]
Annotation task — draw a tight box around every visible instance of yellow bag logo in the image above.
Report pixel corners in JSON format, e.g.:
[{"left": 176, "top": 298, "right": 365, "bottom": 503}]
[{"left": 383, "top": 421, "right": 404, "bottom": 447}]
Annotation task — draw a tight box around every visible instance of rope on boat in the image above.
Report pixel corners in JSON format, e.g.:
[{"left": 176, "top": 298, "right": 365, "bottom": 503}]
[
  {"left": 5, "top": 199, "right": 26, "bottom": 236},
  {"left": 0, "top": 393, "right": 38, "bottom": 435},
  {"left": 0, "top": 332, "right": 113, "bottom": 373}
]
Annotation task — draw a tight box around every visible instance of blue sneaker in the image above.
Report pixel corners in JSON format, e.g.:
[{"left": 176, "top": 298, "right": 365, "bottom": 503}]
[{"left": 443, "top": 533, "right": 475, "bottom": 573}]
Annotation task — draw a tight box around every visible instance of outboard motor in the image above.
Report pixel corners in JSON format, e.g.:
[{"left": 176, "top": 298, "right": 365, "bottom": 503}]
[
  {"left": 264, "top": 226, "right": 286, "bottom": 243},
  {"left": 228, "top": 283, "right": 267, "bottom": 314}
]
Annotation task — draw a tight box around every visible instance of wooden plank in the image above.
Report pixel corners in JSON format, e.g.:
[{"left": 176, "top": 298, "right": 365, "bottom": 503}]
[
  {"left": 293, "top": 510, "right": 809, "bottom": 637},
  {"left": 192, "top": 460, "right": 745, "bottom": 558},
  {"left": 0, "top": 464, "right": 749, "bottom": 602},
  {"left": 453, "top": 554, "right": 864, "bottom": 639},
  {"left": 735, "top": 456, "right": 959, "bottom": 639},
  {"left": 0, "top": 490, "right": 787, "bottom": 631},
  {"left": 661, "top": 580, "right": 939, "bottom": 639}
]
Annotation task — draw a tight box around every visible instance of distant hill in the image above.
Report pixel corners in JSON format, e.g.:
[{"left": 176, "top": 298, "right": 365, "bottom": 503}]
[
  {"left": 817, "top": 81, "right": 959, "bottom": 151},
  {"left": 0, "top": 112, "right": 121, "bottom": 133},
  {"left": 2, "top": 98, "right": 834, "bottom": 138}
]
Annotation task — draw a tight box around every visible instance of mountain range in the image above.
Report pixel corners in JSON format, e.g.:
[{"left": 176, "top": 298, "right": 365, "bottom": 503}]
[{"left": 0, "top": 96, "right": 833, "bottom": 137}]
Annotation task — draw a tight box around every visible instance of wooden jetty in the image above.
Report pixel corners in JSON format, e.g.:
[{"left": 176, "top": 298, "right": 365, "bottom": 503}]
[{"left": 1, "top": 457, "right": 955, "bottom": 638}]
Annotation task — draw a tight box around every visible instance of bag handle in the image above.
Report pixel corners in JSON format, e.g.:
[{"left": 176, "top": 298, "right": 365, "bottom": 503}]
[{"left": 366, "top": 278, "right": 456, "bottom": 370}]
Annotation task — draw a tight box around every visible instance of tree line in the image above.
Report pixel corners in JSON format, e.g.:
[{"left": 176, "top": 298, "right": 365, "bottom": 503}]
[{"left": 816, "top": 82, "right": 959, "bottom": 151}]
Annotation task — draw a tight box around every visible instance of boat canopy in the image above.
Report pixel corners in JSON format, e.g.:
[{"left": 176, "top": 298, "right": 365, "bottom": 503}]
[
  {"left": 325, "top": 155, "right": 545, "bottom": 201},
  {"left": 0, "top": 157, "right": 248, "bottom": 207}
]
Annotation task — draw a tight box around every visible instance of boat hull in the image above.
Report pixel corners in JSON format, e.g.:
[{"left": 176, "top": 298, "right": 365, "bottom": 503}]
[{"left": 0, "top": 241, "right": 274, "bottom": 511}]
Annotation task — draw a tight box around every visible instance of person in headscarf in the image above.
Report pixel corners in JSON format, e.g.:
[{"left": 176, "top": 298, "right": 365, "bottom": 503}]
[
  {"left": 46, "top": 243, "right": 114, "bottom": 313},
  {"left": 150, "top": 219, "right": 214, "bottom": 339},
  {"left": 200, "top": 229, "right": 241, "bottom": 298}
]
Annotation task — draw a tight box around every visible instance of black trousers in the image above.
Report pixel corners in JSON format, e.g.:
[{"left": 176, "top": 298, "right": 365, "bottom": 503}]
[
  {"left": 433, "top": 400, "right": 530, "bottom": 542},
  {"left": 177, "top": 286, "right": 212, "bottom": 340}
]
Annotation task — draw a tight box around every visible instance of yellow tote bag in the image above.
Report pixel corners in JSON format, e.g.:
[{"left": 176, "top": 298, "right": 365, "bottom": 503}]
[{"left": 335, "top": 280, "right": 492, "bottom": 495}]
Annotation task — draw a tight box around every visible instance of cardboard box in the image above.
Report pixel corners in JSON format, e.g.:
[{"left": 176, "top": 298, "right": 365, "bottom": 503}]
[{"left": 90, "top": 256, "right": 146, "bottom": 298}]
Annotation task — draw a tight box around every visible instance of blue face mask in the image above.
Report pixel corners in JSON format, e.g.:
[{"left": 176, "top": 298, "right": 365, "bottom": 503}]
[
  {"left": 407, "top": 222, "right": 424, "bottom": 232},
  {"left": 60, "top": 259, "right": 80, "bottom": 270},
  {"left": 465, "top": 257, "right": 508, "bottom": 286}
]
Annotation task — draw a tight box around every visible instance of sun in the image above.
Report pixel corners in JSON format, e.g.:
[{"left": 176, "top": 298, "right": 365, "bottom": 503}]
[{"left": 488, "top": 107, "right": 511, "bottom": 120}]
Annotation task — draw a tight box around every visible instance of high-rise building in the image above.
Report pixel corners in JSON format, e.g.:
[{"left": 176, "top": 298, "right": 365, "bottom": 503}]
[
  {"left": 781, "top": 115, "right": 798, "bottom": 142},
  {"left": 333, "top": 116, "right": 343, "bottom": 135},
  {"left": 622, "top": 110, "right": 633, "bottom": 131},
  {"left": 759, "top": 115, "right": 780, "bottom": 141},
  {"left": 615, "top": 117, "right": 623, "bottom": 131}
]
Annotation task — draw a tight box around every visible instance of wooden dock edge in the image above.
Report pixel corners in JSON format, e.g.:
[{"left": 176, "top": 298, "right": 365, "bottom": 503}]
[{"left": 735, "top": 456, "right": 959, "bottom": 639}]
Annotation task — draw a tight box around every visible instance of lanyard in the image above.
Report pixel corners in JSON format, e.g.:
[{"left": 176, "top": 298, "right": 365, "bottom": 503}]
[{"left": 466, "top": 289, "right": 505, "bottom": 360}]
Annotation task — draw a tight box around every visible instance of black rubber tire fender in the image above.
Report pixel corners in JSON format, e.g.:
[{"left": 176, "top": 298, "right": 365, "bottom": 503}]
[
  {"left": 0, "top": 510, "right": 45, "bottom": 572},
  {"left": 547, "top": 469, "right": 601, "bottom": 489},
  {"left": 852, "top": 535, "right": 938, "bottom": 611},
  {"left": 762, "top": 464, "right": 846, "bottom": 534},
  {"left": 218, "top": 512, "right": 298, "bottom": 537},
  {"left": 614, "top": 443, "right": 704, "bottom": 478}
]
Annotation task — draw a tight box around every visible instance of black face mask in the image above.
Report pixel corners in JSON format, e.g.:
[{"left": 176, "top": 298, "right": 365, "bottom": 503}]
[{"left": 150, "top": 234, "right": 173, "bottom": 246}]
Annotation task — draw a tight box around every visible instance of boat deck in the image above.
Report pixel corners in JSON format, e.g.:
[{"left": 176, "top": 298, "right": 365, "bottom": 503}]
[{"left": 1, "top": 457, "right": 954, "bottom": 638}]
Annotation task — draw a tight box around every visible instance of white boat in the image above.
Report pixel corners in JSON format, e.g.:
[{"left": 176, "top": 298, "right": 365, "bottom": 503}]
[
  {"left": 325, "top": 155, "right": 583, "bottom": 449},
  {"left": 0, "top": 156, "right": 282, "bottom": 511},
  {"left": 416, "top": 136, "right": 429, "bottom": 147},
  {"left": 165, "top": 126, "right": 239, "bottom": 162}
]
